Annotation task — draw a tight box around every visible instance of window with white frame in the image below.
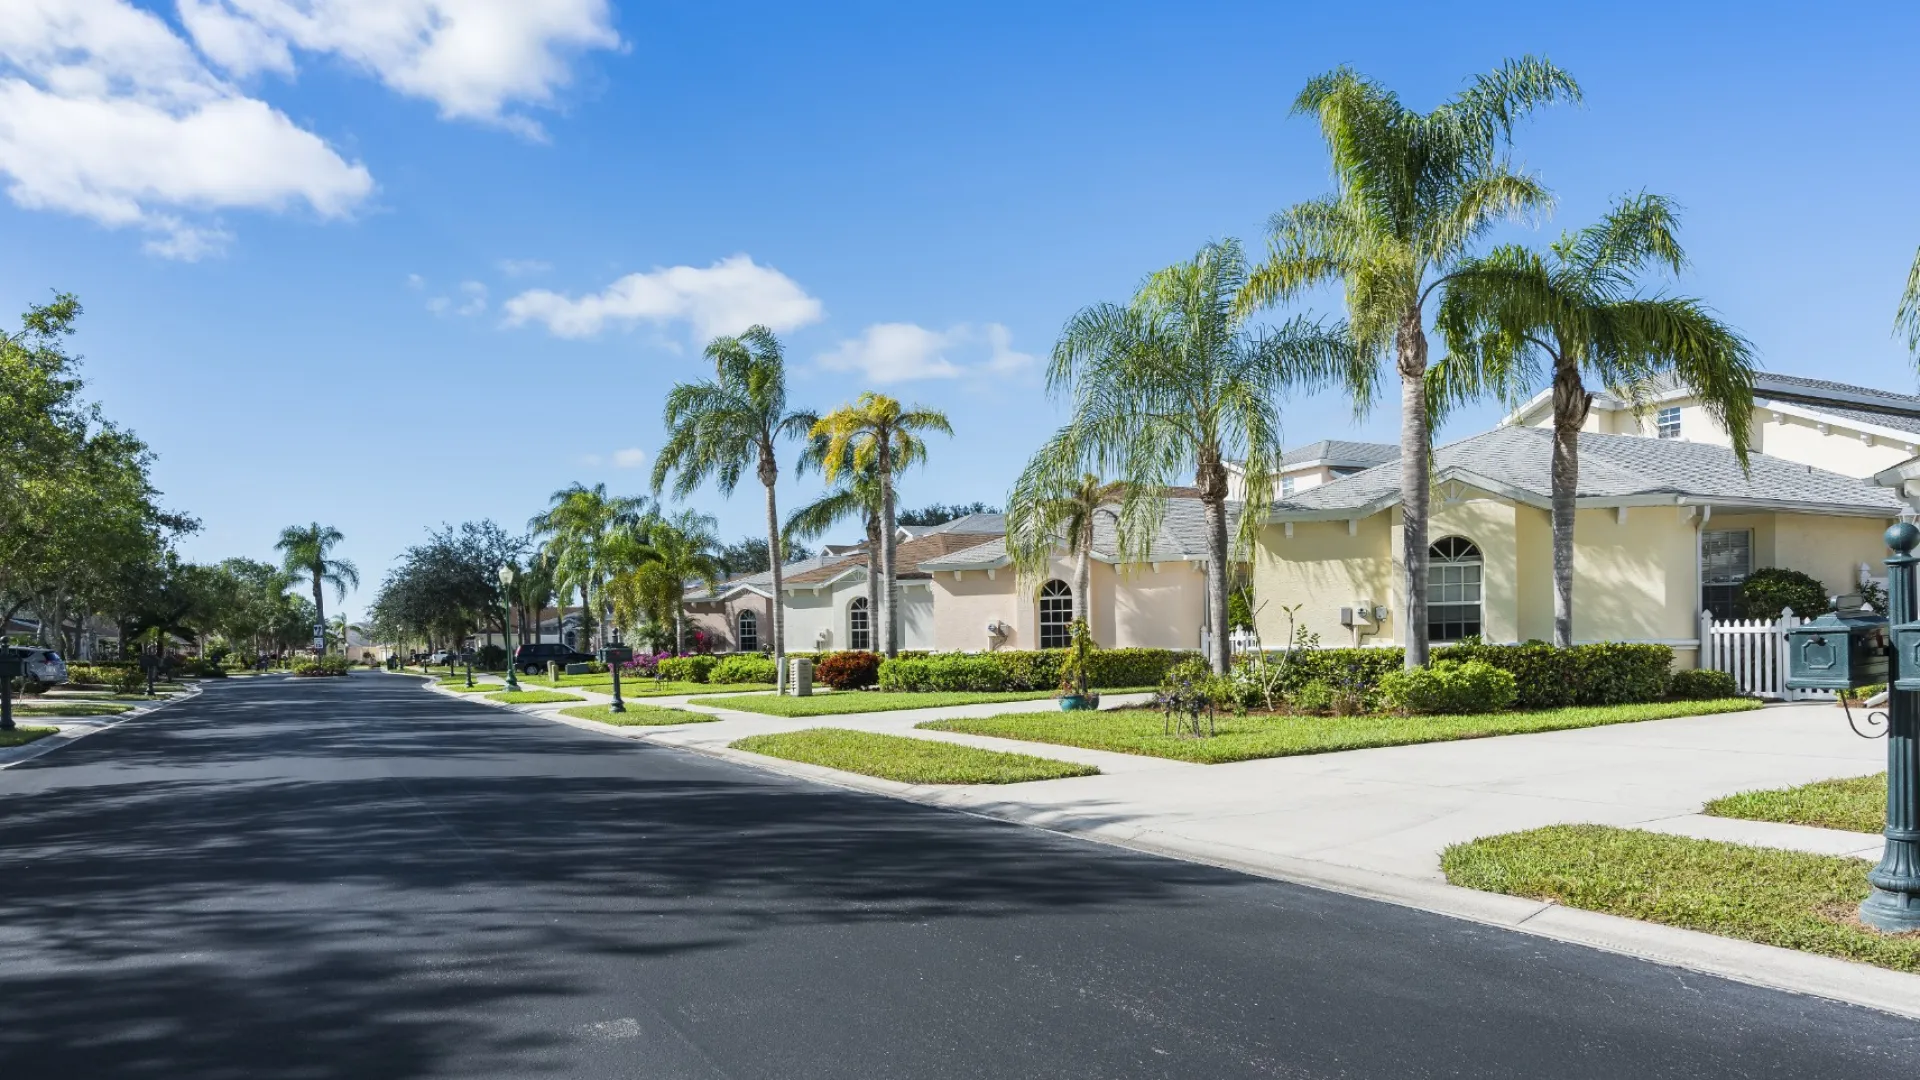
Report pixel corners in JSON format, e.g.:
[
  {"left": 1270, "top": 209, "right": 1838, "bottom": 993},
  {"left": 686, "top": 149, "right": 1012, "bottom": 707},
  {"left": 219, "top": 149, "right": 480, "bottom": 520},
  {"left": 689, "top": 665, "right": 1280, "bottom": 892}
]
[
  {"left": 1280, "top": 475, "right": 1297, "bottom": 497},
  {"left": 736, "top": 609, "right": 759, "bottom": 653},
  {"left": 1700, "top": 529, "right": 1752, "bottom": 622},
  {"left": 1038, "top": 579, "right": 1073, "bottom": 649},
  {"left": 1656, "top": 406, "right": 1682, "bottom": 439},
  {"left": 1427, "top": 536, "right": 1484, "bottom": 643},
  {"left": 847, "top": 596, "right": 871, "bottom": 651}
]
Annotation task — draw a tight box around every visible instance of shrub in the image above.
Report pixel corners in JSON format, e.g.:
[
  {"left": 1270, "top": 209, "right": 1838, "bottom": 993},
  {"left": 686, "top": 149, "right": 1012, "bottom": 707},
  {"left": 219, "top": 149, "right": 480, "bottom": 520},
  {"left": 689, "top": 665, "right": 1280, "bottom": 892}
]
[
  {"left": 814, "top": 651, "right": 881, "bottom": 690},
  {"left": 658, "top": 655, "right": 717, "bottom": 683},
  {"left": 710, "top": 653, "right": 777, "bottom": 684},
  {"left": 292, "top": 655, "right": 350, "bottom": 677},
  {"left": 1377, "top": 659, "right": 1517, "bottom": 715},
  {"left": 173, "top": 657, "right": 226, "bottom": 678},
  {"left": 1740, "top": 567, "right": 1829, "bottom": 620},
  {"left": 1435, "top": 641, "right": 1672, "bottom": 709},
  {"left": 474, "top": 644, "right": 507, "bottom": 670},
  {"left": 877, "top": 655, "right": 1004, "bottom": 692},
  {"left": 1668, "top": 668, "right": 1739, "bottom": 700}
]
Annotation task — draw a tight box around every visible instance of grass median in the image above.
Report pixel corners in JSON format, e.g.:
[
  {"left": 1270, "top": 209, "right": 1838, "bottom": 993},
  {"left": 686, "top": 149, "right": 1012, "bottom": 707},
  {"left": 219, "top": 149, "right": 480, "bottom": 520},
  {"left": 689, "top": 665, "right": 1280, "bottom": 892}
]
[
  {"left": 16, "top": 701, "right": 135, "bottom": 717},
  {"left": 920, "top": 698, "right": 1761, "bottom": 764},
  {"left": 533, "top": 677, "right": 776, "bottom": 697},
  {"left": 559, "top": 703, "right": 716, "bottom": 726},
  {"left": 486, "top": 690, "right": 585, "bottom": 705},
  {"left": 729, "top": 728, "right": 1098, "bottom": 784},
  {"left": 1706, "top": 773, "right": 1887, "bottom": 835},
  {"left": 690, "top": 689, "right": 1065, "bottom": 717},
  {"left": 1443, "top": 824, "right": 1920, "bottom": 972},
  {"left": 0, "top": 726, "right": 59, "bottom": 748}
]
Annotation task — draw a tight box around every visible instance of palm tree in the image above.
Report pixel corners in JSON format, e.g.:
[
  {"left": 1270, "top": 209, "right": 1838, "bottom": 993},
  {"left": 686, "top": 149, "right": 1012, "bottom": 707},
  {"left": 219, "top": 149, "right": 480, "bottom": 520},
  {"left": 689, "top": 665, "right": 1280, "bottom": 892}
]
[
  {"left": 653, "top": 325, "right": 817, "bottom": 692},
  {"left": 1241, "top": 57, "right": 1581, "bottom": 668},
  {"left": 610, "top": 509, "right": 723, "bottom": 653},
  {"left": 510, "top": 557, "right": 555, "bottom": 645},
  {"left": 1432, "top": 193, "right": 1755, "bottom": 647},
  {"left": 1899, "top": 246, "right": 1920, "bottom": 362},
  {"left": 528, "top": 483, "right": 652, "bottom": 651},
  {"left": 785, "top": 433, "right": 927, "bottom": 650},
  {"left": 1030, "top": 239, "right": 1350, "bottom": 674},
  {"left": 1007, "top": 473, "right": 1130, "bottom": 633},
  {"left": 811, "top": 393, "right": 952, "bottom": 657},
  {"left": 274, "top": 522, "right": 358, "bottom": 652}
]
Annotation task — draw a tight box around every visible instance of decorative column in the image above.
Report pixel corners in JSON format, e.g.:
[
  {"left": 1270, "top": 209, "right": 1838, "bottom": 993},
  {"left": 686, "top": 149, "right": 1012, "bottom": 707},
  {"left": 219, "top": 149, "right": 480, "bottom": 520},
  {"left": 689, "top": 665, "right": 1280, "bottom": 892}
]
[{"left": 1867, "top": 522, "right": 1920, "bottom": 932}]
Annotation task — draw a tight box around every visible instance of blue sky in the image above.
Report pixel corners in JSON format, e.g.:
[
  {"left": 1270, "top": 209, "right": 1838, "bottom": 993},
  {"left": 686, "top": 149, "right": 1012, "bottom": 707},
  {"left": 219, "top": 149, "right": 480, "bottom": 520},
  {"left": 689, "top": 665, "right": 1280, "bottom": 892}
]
[{"left": 5, "top": 1, "right": 1918, "bottom": 621}]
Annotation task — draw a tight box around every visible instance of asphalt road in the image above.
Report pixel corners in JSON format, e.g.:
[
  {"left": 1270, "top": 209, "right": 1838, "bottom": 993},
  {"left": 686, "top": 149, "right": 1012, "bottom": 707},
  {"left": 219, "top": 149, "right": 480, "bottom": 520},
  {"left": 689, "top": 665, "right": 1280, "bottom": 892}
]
[{"left": 2, "top": 673, "right": 1915, "bottom": 1078}]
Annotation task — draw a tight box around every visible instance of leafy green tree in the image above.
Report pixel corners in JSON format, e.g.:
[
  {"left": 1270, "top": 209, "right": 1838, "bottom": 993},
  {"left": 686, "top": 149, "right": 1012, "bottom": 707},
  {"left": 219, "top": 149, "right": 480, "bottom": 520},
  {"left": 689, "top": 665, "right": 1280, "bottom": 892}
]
[
  {"left": 716, "top": 536, "right": 813, "bottom": 578},
  {"left": 896, "top": 502, "right": 998, "bottom": 527},
  {"left": 1241, "top": 57, "right": 1580, "bottom": 667},
  {"left": 653, "top": 325, "right": 817, "bottom": 691},
  {"left": 275, "top": 523, "right": 358, "bottom": 652},
  {"left": 528, "top": 484, "right": 652, "bottom": 651},
  {"left": 1030, "top": 239, "right": 1349, "bottom": 673},
  {"left": 810, "top": 393, "right": 952, "bottom": 656},
  {"left": 1432, "top": 193, "right": 1754, "bottom": 646},
  {"left": 1008, "top": 473, "right": 1129, "bottom": 632}
]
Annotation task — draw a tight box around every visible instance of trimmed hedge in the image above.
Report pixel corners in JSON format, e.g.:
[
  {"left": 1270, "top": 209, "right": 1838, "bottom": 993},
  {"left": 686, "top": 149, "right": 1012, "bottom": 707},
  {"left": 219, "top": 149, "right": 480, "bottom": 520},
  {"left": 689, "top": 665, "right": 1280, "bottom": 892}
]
[
  {"left": 878, "top": 648, "right": 1185, "bottom": 693},
  {"left": 1378, "top": 659, "right": 1517, "bottom": 715},
  {"left": 657, "top": 655, "right": 717, "bottom": 683},
  {"left": 1668, "top": 668, "right": 1740, "bottom": 700},
  {"left": 1238, "top": 642, "right": 1678, "bottom": 709},
  {"left": 711, "top": 654, "right": 778, "bottom": 684},
  {"left": 814, "top": 651, "right": 881, "bottom": 690}
]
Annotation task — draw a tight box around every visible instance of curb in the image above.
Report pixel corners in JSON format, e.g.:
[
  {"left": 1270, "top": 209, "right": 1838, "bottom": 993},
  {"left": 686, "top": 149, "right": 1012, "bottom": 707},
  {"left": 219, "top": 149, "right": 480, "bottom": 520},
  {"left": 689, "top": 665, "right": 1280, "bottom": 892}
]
[
  {"left": 0, "top": 681, "right": 206, "bottom": 769},
  {"left": 418, "top": 678, "right": 1920, "bottom": 1021}
]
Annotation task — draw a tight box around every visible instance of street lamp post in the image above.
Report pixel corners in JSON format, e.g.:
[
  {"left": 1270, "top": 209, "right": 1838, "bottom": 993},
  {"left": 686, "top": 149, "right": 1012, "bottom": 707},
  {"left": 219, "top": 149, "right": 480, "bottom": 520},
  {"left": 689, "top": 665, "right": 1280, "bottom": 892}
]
[{"left": 498, "top": 564, "right": 521, "bottom": 692}]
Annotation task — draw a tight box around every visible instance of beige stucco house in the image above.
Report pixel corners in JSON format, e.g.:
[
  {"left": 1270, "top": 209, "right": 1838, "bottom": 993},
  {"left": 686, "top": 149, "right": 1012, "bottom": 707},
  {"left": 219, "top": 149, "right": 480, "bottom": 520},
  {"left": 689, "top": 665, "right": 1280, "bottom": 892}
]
[{"left": 1255, "top": 418, "right": 1909, "bottom": 669}]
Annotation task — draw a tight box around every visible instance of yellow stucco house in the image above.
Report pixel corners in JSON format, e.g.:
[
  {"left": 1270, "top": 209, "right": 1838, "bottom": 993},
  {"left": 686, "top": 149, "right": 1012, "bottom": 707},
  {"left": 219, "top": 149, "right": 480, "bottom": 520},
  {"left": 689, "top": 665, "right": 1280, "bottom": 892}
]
[{"left": 1254, "top": 371, "right": 1920, "bottom": 668}]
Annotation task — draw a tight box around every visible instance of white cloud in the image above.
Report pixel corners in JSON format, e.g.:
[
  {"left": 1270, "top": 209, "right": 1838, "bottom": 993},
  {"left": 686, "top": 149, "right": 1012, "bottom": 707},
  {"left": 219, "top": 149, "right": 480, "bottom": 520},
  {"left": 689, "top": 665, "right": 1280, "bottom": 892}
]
[
  {"left": 611, "top": 447, "right": 646, "bottom": 468},
  {"left": 816, "top": 322, "right": 1035, "bottom": 384},
  {"left": 406, "top": 272, "right": 425, "bottom": 290},
  {"left": 427, "top": 280, "right": 487, "bottom": 317},
  {"left": 502, "top": 255, "right": 825, "bottom": 341},
  {"left": 178, "top": 0, "right": 621, "bottom": 135},
  {"left": 0, "top": 0, "right": 371, "bottom": 258},
  {"left": 496, "top": 257, "right": 551, "bottom": 277}
]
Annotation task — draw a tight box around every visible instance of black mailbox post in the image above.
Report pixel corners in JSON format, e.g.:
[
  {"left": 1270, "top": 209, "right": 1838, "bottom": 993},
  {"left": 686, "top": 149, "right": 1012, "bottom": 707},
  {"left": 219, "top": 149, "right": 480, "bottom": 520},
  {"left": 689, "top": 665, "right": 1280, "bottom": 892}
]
[
  {"left": 599, "top": 645, "right": 633, "bottom": 714},
  {"left": 0, "top": 650, "right": 22, "bottom": 732},
  {"left": 1786, "top": 522, "right": 1920, "bottom": 933}
]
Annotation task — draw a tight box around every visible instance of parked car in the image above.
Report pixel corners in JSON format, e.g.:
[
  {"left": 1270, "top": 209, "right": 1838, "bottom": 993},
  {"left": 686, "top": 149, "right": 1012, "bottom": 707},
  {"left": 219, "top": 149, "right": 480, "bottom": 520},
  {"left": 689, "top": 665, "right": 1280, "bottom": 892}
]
[
  {"left": 513, "top": 642, "right": 595, "bottom": 676},
  {"left": 5, "top": 647, "right": 69, "bottom": 688}
]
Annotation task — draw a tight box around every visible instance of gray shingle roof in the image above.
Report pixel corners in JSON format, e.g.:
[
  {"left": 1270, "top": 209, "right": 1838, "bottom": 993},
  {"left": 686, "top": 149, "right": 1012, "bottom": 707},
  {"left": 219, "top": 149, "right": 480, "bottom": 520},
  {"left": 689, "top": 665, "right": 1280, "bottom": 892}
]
[
  {"left": 1271, "top": 426, "right": 1905, "bottom": 517},
  {"left": 919, "top": 498, "right": 1243, "bottom": 569},
  {"left": 898, "top": 512, "right": 1006, "bottom": 541},
  {"left": 1281, "top": 439, "right": 1399, "bottom": 470},
  {"left": 684, "top": 551, "right": 859, "bottom": 600}
]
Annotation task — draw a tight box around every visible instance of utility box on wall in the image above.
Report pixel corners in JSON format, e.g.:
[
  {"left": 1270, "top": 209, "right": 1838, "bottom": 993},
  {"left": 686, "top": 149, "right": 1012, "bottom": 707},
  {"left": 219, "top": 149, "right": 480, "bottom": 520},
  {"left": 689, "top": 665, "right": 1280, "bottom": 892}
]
[{"left": 789, "top": 657, "right": 813, "bottom": 697}]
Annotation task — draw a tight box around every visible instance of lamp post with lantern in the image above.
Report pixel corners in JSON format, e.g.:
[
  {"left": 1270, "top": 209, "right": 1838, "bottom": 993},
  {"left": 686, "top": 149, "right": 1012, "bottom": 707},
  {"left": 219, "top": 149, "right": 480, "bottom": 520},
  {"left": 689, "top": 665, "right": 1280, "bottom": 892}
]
[{"left": 498, "top": 564, "right": 521, "bottom": 692}]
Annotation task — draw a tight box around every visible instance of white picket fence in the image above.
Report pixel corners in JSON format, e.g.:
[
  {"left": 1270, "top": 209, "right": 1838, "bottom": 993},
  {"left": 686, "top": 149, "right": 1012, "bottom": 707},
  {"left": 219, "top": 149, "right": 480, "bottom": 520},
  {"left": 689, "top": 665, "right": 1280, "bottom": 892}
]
[{"left": 1699, "top": 607, "right": 1831, "bottom": 701}]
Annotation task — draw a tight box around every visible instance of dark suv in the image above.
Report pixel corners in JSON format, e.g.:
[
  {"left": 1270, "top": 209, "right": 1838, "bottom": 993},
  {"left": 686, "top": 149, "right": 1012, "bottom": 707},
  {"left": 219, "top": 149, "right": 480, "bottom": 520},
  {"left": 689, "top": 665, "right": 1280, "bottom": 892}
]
[{"left": 513, "top": 642, "right": 595, "bottom": 675}]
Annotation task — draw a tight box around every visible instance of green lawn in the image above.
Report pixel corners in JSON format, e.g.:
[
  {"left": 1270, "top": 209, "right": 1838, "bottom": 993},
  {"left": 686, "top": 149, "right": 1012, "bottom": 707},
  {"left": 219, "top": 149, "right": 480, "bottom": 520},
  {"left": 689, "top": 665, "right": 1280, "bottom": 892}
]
[
  {"left": 486, "top": 690, "right": 585, "bottom": 704},
  {"left": 1443, "top": 825, "right": 1920, "bottom": 972},
  {"left": 920, "top": 698, "right": 1762, "bottom": 764},
  {"left": 691, "top": 689, "right": 1065, "bottom": 717},
  {"left": 542, "top": 676, "right": 776, "bottom": 697},
  {"left": 0, "top": 726, "right": 59, "bottom": 748},
  {"left": 1706, "top": 773, "right": 1887, "bottom": 835},
  {"left": 559, "top": 703, "right": 717, "bottom": 726},
  {"left": 14, "top": 701, "right": 135, "bottom": 717},
  {"left": 729, "top": 728, "right": 1098, "bottom": 784}
]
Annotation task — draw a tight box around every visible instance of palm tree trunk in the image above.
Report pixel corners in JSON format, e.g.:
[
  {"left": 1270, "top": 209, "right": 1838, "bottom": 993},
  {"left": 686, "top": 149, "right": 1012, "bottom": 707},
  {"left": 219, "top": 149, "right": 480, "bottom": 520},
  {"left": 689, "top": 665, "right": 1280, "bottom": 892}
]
[
  {"left": 878, "top": 440, "right": 899, "bottom": 657},
  {"left": 1075, "top": 537, "right": 1091, "bottom": 632},
  {"left": 1201, "top": 495, "right": 1231, "bottom": 674},
  {"left": 762, "top": 476, "right": 787, "bottom": 693},
  {"left": 866, "top": 516, "right": 881, "bottom": 651},
  {"left": 1398, "top": 313, "right": 1431, "bottom": 669},
  {"left": 1550, "top": 353, "right": 1589, "bottom": 649},
  {"left": 311, "top": 569, "right": 325, "bottom": 654}
]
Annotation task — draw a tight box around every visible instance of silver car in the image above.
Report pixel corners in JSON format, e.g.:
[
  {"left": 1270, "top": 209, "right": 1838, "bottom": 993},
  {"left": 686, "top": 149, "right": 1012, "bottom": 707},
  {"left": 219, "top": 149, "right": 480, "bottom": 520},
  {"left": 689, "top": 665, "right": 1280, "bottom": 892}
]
[{"left": 8, "top": 647, "right": 69, "bottom": 686}]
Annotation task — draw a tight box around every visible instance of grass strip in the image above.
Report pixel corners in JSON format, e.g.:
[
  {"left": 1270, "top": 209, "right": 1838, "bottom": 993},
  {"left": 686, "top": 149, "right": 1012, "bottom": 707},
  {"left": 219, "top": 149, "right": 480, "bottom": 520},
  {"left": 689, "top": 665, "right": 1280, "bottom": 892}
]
[
  {"left": 0, "top": 726, "right": 59, "bottom": 748},
  {"left": 559, "top": 704, "right": 716, "bottom": 726},
  {"left": 921, "top": 698, "right": 1761, "bottom": 764},
  {"left": 1442, "top": 824, "right": 1920, "bottom": 972},
  {"left": 692, "top": 689, "right": 1063, "bottom": 716},
  {"left": 486, "top": 690, "right": 585, "bottom": 705},
  {"left": 729, "top": 728, "right": 1098, "bottom": 784},
  {"left": 1706, "top": 773, "right": 1887, "bottom": 835},
  {"left": 14, "top": 701, "right": 135, "bottom": 717},
  {"left": 542, "top": 677, "right": 776, "bottom": 697}
]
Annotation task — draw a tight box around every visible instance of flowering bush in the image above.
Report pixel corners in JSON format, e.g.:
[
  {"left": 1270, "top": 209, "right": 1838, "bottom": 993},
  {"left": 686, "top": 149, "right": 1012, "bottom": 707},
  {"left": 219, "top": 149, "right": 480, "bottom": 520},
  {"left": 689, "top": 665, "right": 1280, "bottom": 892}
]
[{"left": 814, "top": 651, "right": 880, "bottom": 690}]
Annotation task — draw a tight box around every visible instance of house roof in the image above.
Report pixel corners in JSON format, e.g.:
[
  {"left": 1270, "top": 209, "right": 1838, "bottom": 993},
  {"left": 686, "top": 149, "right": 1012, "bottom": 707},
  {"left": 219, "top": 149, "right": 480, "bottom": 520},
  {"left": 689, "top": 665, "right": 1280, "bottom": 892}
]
[
  {"left": 1269, "top": 426, "right": 1907, "bottom": 519},
  {"left": 684, "top": 551, "right": 861, "bottom": 601},
  {"left": 1505, "top": 370, "right": 1920, "bottom": 440},
  {"left": 897, "top": 512, "right": 1007, "bottom": 541},
  {"left": 919, "top": 497, "right": 1243, "bottom": 571},
  {"left": 787, "top": 530, "right": 1005, "bottom": 585},
  {"left": 1281, "top": 439, "right": 1400, "bottom": 471}
]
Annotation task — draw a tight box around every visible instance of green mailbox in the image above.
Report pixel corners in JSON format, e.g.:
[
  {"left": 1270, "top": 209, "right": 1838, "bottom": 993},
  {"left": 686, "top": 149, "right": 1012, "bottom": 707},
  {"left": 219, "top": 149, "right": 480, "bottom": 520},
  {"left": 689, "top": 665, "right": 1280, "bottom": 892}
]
[
  {"left": 598, "top": 645, "right": 633, "bottom": 666},
  {"left": 1784, "top": 609, "right": 1890, "bottom": 692}
]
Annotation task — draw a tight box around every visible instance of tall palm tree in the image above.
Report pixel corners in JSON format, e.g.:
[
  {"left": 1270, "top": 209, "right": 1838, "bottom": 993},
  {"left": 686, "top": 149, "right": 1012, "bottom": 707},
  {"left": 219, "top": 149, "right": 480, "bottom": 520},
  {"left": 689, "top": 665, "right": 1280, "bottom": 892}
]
[
  {"left": 274, "top": 522, "right": 358, "bottom": 652},
  {"left": 811, "top": 393, "right": 952, "bottom": 657},
  {"left": 511, "top": 557, "right": 555, "bottom": 645},
  {"left": 1899, "top": 246, "right": 1920, "bottom": 363},
  {"left": 1007, "top": 473, "right": 1130, "bottom": 633},
  {"left": 785, "top": 433, "right": 928, "bottom": 650},
  {"left": 1241, "top": 57, "right": 1581, "bottom": 668},
  {"left": 653, "top": 325, "right": 817, "bottom": 692},
  {"left": 1030, "top": 239, "right": 1350, "bottom": 674},
  {"left": 610, "top": 509, "right": 723, "bottom": 653},
  {"left": 528, "top": 483, "right": 652, "bottom": 651},
  {"left": 1433, "top": 193, "right": 1755, "bottom": 647}
]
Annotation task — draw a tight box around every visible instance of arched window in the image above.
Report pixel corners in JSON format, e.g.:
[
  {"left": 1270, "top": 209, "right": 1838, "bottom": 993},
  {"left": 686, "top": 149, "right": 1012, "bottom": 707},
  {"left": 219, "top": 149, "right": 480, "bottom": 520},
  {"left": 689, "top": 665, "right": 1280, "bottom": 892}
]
[
  {"left": 848, "top": 596, "right": 871, "bottom": 651},
  {"left": 1427, "top": 537, "right": 1483, "bottom": 643},
  {"left": 1038, "top": 579, "right": 1074, "bottom": 649},
  {"left": 736, "top": 609, "right": 759, "bottom": 653}
]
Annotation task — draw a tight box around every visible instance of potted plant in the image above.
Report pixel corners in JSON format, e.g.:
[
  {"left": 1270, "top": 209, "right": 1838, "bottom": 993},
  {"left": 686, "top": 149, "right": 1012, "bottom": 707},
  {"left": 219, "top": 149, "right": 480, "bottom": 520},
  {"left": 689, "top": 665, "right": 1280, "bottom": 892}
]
[{"left": 1058, "top": 618, "right": 1100, "bottom": 711}]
